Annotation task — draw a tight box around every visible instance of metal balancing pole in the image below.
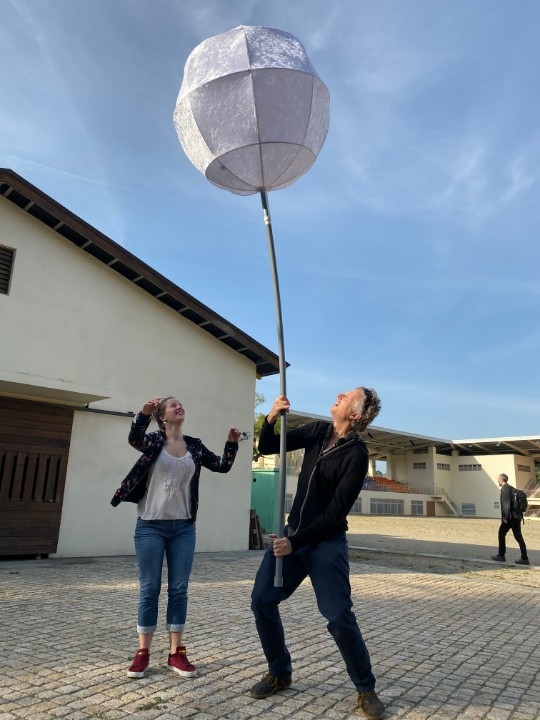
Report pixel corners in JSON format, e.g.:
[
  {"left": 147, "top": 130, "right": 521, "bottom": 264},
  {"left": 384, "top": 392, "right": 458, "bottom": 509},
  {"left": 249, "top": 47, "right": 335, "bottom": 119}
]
[
  {"left": 260, "top": 189, "right": 287, "bottom": 588},
  {"left": 173, "top": 27, "right": 329, "bottom": 586}
]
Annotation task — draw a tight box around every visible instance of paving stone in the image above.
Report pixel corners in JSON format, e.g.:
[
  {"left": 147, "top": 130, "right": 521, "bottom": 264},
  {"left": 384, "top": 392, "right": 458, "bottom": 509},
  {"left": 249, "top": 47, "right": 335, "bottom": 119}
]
[{"left": 3, "top": 525, "right": 540, "bottom": 720}]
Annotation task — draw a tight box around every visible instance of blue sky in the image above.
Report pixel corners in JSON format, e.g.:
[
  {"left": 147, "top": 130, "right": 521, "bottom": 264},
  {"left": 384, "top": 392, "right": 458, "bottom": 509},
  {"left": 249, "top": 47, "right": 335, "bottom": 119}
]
[{"left": 1, "top": 0, "right": 539, "bottom": 440}]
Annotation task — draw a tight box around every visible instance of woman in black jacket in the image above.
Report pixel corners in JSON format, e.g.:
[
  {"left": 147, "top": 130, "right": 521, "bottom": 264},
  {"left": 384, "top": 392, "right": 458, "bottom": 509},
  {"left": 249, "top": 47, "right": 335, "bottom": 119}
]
[{"left": 250, "top": 387, "right": 386, "bottom": 720}]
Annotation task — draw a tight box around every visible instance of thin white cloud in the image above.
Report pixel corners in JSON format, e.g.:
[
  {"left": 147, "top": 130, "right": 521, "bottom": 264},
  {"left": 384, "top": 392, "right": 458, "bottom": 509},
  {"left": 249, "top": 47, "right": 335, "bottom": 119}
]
[
  {"left": 502, "top": 152, "right": 537, "bottom": 203},
  {"left": 436, "top": 141, "right": 491, "bottom": 222},
  {"left": 0, "top": 4, "right": 101, "bottom": 169}
]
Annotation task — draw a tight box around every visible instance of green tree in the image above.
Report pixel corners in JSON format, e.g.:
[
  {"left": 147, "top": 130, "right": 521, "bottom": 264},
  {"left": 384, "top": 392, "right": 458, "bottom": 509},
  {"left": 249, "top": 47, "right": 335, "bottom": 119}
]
[
  {"left": 252, "top": 412, "right": 266, "bottom": 461},
  {"left": 252, "top": 393, "right": 266, "bottom": 461},
  {"left": 252, "top": 394, "right": 281, "bottom": 461}
]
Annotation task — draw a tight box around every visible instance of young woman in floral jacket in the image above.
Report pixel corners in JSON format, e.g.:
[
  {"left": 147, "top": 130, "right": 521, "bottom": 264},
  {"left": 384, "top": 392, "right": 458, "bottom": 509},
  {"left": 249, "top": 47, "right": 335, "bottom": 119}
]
[{"left": 111, "top": 396, "right": 240, "bottom": 679}]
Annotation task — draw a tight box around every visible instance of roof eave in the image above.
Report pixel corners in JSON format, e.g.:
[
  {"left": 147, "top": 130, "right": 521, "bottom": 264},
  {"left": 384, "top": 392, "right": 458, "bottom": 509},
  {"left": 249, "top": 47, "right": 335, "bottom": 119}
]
[{"left": 0, "top": 168, "right": 280, "bottom": 377}]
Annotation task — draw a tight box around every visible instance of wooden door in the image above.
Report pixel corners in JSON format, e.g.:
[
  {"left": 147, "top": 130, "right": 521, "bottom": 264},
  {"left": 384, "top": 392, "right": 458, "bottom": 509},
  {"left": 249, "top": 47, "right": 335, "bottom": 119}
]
[
  {"left": 426, "top": 501, "right": 436, "bottom": 517},
  {"left": 0, "top": 397, "right": 74, "bottom": 556}
]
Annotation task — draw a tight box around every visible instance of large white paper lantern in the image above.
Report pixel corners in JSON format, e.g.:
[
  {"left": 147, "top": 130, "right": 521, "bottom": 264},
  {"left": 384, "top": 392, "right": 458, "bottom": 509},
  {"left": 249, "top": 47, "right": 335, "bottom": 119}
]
[{"left": 173, "top": 25, "right": 330, "bottom": 195}]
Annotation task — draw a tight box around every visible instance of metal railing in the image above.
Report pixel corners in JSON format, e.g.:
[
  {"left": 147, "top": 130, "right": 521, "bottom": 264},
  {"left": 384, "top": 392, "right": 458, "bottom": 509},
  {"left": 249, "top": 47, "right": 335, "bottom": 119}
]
[
  {"left": 363, "top": 478, "right": 460, "bottom": 515},
  {"left": 418, "top": 486, "right": 460, "bottom": 515}
]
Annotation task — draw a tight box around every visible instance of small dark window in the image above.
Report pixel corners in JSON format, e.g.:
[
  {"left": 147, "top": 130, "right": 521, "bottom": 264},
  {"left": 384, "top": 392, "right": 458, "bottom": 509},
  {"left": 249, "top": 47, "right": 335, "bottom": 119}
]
[{"left": 0, "top": 246, "right": 15, "bottom": 294}]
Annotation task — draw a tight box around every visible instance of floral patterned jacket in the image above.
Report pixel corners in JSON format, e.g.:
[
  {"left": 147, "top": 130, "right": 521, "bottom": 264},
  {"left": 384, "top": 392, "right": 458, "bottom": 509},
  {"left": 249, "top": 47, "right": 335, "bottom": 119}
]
[{"left": 110, "top": 412, "right": 238, "bottom": 522}]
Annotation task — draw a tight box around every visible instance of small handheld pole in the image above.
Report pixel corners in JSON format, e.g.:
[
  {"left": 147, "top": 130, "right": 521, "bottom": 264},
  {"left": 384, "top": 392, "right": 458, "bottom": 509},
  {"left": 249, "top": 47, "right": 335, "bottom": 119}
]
[{"left": 260, "top": 190, "right": 287, "bottom": 588}]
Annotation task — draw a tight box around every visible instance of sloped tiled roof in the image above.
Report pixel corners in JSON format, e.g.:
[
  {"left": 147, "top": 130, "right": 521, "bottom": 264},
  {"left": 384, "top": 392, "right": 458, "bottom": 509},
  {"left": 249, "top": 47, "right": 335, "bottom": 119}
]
[{"left": 0, "top": 169, "right": 279, "bottom": 377}]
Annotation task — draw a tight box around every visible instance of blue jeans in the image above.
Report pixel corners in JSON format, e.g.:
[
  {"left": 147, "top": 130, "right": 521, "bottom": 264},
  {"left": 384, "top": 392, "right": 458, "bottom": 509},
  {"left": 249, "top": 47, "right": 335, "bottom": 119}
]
[
  {"left": 251, "top": 529, "right": 376, "bottom": 692},
  {"left": 134, "top": 518, "right": 196, "bottom": 634}
]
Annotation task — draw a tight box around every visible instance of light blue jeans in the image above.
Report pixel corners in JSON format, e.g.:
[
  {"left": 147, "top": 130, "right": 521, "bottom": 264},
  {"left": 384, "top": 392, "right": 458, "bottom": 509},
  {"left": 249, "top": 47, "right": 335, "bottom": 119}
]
[{"left": 134, "top": 518, "right": 196, "bottom": 634}]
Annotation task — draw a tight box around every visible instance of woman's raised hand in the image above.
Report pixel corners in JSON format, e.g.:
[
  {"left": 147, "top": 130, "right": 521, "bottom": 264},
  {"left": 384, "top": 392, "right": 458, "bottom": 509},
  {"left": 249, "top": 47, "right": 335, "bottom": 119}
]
[
  {"left": 142, "top": 397, "right": 160, "bottom": 416},
  {"left": 228, "top": 427, "right": 242, "bottom": 442}
]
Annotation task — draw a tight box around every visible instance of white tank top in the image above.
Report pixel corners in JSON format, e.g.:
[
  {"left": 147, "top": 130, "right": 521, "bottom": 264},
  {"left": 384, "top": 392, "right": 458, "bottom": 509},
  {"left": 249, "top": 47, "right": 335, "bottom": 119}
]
[{"left": 137, "top": 448, "right": 195, "bottom": 520}]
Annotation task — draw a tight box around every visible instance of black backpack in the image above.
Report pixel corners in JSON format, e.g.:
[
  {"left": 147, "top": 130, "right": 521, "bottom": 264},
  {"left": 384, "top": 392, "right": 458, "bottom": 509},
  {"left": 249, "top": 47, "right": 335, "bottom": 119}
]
[{"left": 512, "top": 488, "right": 528, "bottom": 522}]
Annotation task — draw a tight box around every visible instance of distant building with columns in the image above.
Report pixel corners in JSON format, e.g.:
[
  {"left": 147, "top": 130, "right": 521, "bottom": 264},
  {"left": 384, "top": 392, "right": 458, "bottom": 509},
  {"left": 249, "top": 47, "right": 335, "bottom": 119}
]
[{"left": 252, "top": 411, "right": 540, "bottom": 523}]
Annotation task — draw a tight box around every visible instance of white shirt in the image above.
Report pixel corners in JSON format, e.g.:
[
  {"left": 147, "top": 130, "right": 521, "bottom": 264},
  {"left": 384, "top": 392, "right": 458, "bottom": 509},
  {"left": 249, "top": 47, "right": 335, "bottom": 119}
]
[{"left": 137, "top": 448, "right": 195, "bottom": 520}]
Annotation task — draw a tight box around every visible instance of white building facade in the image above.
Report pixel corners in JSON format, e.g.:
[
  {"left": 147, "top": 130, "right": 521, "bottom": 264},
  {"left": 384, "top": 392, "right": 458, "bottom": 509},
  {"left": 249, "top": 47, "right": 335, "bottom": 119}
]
[{"left": 0, "top": 169, "right": 279, "bottom": 557}]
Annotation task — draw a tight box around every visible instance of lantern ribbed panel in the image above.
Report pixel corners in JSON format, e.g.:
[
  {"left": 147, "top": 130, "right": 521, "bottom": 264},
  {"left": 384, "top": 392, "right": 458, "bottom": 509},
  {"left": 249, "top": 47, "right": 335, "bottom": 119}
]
[{"left": 173, "top": 26, "right": 329, "bottom": 195}]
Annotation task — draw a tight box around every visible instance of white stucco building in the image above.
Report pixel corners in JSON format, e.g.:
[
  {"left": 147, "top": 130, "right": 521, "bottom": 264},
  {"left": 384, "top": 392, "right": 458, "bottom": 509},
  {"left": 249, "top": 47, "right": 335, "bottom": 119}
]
[{"left": 0, "top": 169, "right": 279, "bottom": 558}]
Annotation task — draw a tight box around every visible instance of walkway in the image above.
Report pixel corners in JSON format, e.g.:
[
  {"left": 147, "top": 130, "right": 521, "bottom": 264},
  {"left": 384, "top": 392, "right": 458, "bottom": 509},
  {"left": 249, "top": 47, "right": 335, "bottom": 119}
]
[{"left": 2, "top": 518, "right": 540, "bottom": 719}]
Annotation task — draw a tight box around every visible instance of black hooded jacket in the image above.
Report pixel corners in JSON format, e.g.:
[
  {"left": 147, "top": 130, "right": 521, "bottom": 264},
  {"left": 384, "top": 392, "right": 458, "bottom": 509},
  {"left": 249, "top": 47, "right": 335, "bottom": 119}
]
[{"left": 258, "top": 419, "right": 369, "bottom": 551}]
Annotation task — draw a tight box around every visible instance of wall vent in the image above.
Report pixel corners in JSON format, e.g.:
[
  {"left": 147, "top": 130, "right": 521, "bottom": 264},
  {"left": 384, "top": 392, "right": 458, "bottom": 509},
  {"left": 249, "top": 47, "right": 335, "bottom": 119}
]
[{"left": 0, "top": 246, "right": 15, "bottom": 294}]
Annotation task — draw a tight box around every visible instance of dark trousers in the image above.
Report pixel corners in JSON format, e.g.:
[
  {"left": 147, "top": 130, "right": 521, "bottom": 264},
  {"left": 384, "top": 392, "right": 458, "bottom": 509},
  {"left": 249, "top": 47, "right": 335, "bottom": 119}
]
[
  {"left": 498, "top": 517, "right": 528, "bottom": 559},
  {"left": 251, "top": 530, "right": 376, "bottom": 692}
]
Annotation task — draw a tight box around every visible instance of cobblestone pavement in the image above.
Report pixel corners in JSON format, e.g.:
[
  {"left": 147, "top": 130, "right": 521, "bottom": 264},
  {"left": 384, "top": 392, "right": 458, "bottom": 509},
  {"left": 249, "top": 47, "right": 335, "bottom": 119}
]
[
  {"left": 2, "top": 518, "right": 540, "bottom": 720},
  {"left": 346, "top": 516, "right": 540, "bottom": 588},
  {"left": 346, "top": 516, "right": 540, "bottom": 565}
]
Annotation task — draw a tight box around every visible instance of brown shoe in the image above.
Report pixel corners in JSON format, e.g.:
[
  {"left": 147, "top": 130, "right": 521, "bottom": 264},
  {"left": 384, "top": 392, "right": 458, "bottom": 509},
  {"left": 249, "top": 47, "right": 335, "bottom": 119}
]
[
  {"left": 249, "top": 673, "right": 292, "bottom": 699},
  {"left": 357, "top": 690, "right": 385, "bottom": 719}
]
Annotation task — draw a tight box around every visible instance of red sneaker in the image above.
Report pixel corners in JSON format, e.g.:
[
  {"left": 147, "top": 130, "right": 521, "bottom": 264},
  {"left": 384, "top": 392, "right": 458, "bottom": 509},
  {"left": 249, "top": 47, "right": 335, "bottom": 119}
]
[
  {"left": 127, "top": 648, "right": 149, "bottom": 678},
  {"left": 167, "top": 645, "right": 197, "bottom": 677}
]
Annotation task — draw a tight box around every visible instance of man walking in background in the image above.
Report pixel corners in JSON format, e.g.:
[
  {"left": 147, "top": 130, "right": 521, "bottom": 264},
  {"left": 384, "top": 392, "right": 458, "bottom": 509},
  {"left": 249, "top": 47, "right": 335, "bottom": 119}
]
[{"left": 491, "top": 473, "right": 529, "bottom": 565}]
